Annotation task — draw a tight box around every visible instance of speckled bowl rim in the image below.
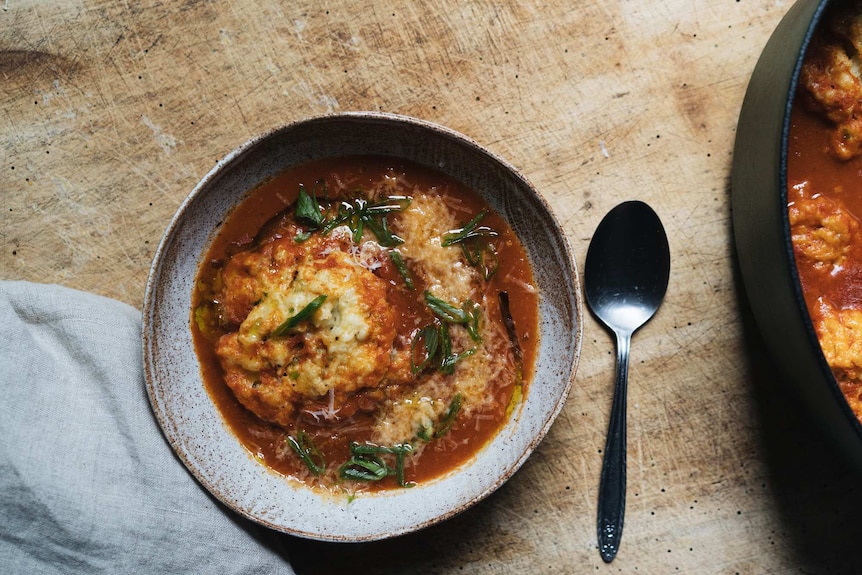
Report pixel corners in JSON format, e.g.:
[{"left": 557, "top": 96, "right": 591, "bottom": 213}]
[{"left": 142, "top": 111, "right": 583, "bottom": 541}]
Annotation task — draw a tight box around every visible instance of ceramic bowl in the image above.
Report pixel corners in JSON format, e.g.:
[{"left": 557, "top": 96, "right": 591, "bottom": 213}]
[
  {"left": 142, "top": 112, "right": 583, "bottom": 541},
  {"left": 731, "top": 0, "right": 862, "bottom": 471}
]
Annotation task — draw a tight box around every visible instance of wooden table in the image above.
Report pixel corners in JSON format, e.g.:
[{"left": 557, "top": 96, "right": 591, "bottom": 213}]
[{"left": 4, "top": 0, "right": 860, "bottom": 572}]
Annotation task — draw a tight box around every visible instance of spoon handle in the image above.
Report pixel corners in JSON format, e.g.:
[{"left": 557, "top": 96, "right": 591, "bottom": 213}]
[{"left": 597, "top": 330, "right": 630, "bottom": 563}]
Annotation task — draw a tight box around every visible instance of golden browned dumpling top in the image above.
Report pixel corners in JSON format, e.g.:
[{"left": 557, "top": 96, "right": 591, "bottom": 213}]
[
  {"left": 811, "top": 297, "right": 862, "bottom": 420},
  {"left": 215, "top": 229, "right": 397, "bottom": 426},
  {"left": 800, "top": 1, "right": 862, "bottom": 159},
  {"left": 788, "top": 181, "right": 859, "bottom": 272}
]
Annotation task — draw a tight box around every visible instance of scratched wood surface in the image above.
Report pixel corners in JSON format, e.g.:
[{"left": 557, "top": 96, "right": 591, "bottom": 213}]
[{"left": 3, "top": 0, "right": 861, "bottom": 573}]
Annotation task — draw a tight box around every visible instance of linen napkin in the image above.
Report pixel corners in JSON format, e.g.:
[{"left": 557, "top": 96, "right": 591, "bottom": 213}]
[{"left": 0, "top": 281, "right": 296, "bottom": 574}]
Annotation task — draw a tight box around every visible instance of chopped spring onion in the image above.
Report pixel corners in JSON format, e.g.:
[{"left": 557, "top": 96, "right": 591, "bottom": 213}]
[
  {"left": 464, "top": 299, "right": 482, "bottom": 342},
  {"left": 440, "top": 346, "right": 476, "bottom": 375},
  {"left": 437, "top": 322, "right": 475, "bottom": 375},
  {"left": 338, "top": 442, "right": 414, "bottom": 487},
  {"left": 413, "top": 295, "right": 480, "bottom": 374},
  {"left": 321, "top": 195, "right": 410, "bottom": 246},
  {"left": 292, "top": 181, "right": 410, "bottom": 245},
  {"left": 424, "top": 292, "right": 483, "bottom": 341},
  {"left": 439, "top": 321, "right": 452, "bottom": 362},
  {"left": 462, "top": 240, "right": 499, "bottom": 280},
  {"left": 434, "top": 393, "right": 463, "bottom": 438},
  {"left": 363, "top": 196, "right": 412, "bottom": 215},
  {"left": 416, "top": 426, "right": 433, "bottom": 442},
  {"left": 351, "top": 216, "right": 364, "bottom": 243},
  {"left": 410, "top": 323, "right": 476, "bottom": 375},
  {"left": 294, "top": 184, "right": 324, "bottom": 228},
  {"left": 271, "top": 294, "right": 328, "bottom": 337},
  {"left": 424, "top": 291, "right": 469, "bottom": 323},
  {"left": 339, "top": 453, "right": 389, "bottom": 481},
  {"left": 442, "top": 211, "right": 500, "bottom": 279},
  {"left": 389, "top": 250, "right": 415, "bottom": 289},
  {"left": 441, "top": 211, "right": 498, "bottom": 246},
  {"left": 411, "top": 324, "right": 440, "bottom": 375},
  {"left": 287, "top": 431, "right": 326, "bottom": 476},
  {"left": 361, "top": 212, "right": 403, "bottom": 247}
]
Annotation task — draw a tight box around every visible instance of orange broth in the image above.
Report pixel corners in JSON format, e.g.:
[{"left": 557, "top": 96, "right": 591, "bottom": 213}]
[
  {"left": 788, "top": 107, "right": 862, "bottom": 311},
  {"left": 191, "top": 155, "right": 539, "bottom": 491}
]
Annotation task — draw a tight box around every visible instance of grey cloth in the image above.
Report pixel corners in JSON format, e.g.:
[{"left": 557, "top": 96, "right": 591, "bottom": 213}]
[{"left": 0, "top": 281, "right": 295, "bottom": 574}]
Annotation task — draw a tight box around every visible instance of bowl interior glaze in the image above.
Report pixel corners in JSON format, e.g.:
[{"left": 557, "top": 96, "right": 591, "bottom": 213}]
[{"left": 142, "top": 112, "right": 583, "bottom": 540}]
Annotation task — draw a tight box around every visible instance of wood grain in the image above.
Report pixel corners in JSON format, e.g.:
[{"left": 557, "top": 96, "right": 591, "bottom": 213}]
[{"left": 3, "top": 0, "right": 860, "bottom": 573}]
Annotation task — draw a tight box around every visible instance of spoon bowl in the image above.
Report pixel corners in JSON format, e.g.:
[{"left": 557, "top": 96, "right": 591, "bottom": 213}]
[{"left": 585, "top": 200, "right": 670, "bottom": 562}]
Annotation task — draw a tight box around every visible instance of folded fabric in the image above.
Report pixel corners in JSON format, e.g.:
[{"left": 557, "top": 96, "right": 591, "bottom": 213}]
[{"left": 0, "top": 281, "right": 295, "bottom": 574}]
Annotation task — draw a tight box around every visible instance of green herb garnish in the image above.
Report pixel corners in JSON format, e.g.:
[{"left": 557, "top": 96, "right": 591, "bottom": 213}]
[
  {"left": 424, "top": 292, "right": 482, "bottom": 340},
  {"left": 410, "top": 324, "right": 440, "bottom": 375},
  {"left": 436, "top": 322, "right": 476, "bottom": 374},
  {"left": 441, "top": 211, "right": 498, "bottom": 246},
  {"left": 338, "top": 442, "right": 414, "bottom": 487},
  {"left": 442, "top": 211, "right": 500, "bottom": 279},
  {"left": 416, "top": 426, "right": 433, "bottom": 442},
  {"left": 339, "top": 452, "right": 389, "bottom": 481},
  {"left": 411, "top": 322, "right": 475, "bottom": 376},
  {"left": 292, "top": 181, "right": 410, "bottom": 246},
  {"left": 389, "top": 249, "right": 415, "bottom": 290},
  {"left": 434, "top": 393, "right": 463, "bottom": 438},
  {"left": 287, "top": 430, "right": 326, "bottom": 476},
  {"left": 271, "top": 294, "right": 328, "bottom": 337},
  {"left": 439, "top": 321, "right": 452, "bottom": 361},
  {"left": 464, "top": 299, "right": 482, "bottom": 342},
  {"left": 294, "top": 184, "right": 324, "bottom": 228},
  {"left": 412, "top": 292, "right": 482, "bottom": 375},
  {"left": 361, "top": 211, "right": 403, "bottom": 247},
  {"left": 321, "top": 195, "right": 410, "bottom": 246},
  {"left": 424, "top": 291, "right": 469, "bottom": 323},
  {"left": 440, "top": 346, "right": 476, "bottom": 375},
  {"left": 462, "top": 240, "right": 499, "bottom": 280},
  {"left": 414, "top": 394, "right": 463, "bottom": 441}
]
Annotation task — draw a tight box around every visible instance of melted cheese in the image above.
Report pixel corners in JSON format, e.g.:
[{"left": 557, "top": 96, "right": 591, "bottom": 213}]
[
  {"left": 396, "top": 194, "right": 479, "bottom": 304},
  {"left": 370, "top": 194, "right": 512, "bottom": 446}
]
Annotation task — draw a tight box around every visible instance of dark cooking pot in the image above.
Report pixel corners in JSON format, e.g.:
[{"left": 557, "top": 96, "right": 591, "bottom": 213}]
[{"left": 732, "top": 0, "right": 862, "bottom": 472}]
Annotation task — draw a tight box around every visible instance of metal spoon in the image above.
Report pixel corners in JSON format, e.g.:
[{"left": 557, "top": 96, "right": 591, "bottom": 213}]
[{"left": 584, "top": 200, "right": 670, "bottom": 563}]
